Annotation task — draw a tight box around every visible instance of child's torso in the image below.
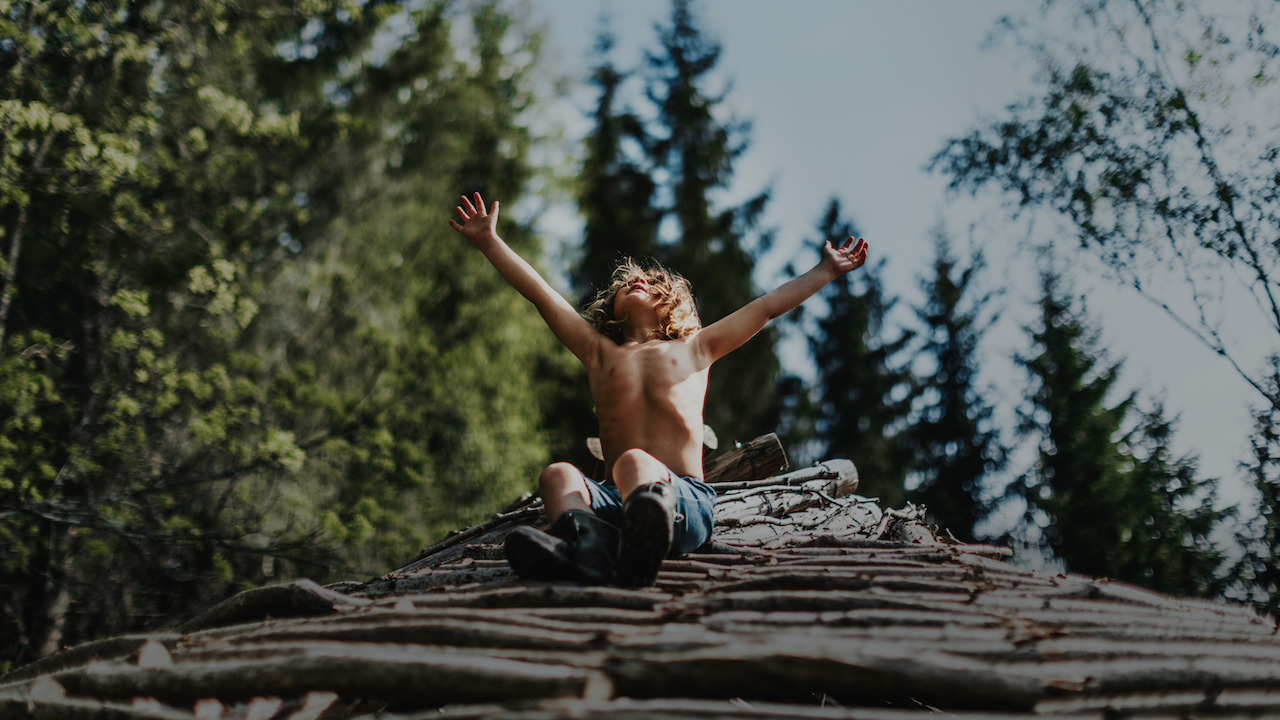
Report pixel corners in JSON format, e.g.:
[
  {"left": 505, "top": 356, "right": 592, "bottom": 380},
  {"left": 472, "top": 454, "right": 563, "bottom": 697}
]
[{"left": 588, "top": 338, "right": 708, "bottom": 480}]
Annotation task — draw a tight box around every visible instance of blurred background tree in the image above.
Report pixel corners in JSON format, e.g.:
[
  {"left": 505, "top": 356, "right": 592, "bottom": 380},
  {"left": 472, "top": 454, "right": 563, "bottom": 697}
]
[
  {"left": 800, "top": 200, "right": 915, "bottom": 510},
  {"left": 931, "top": 0, "right": 1280, "bottom": 409},
  {"left": 931, "top": 0, "right": 1273, "bottom": 610},
  {"left": 642, "top": 0, "right": 780, "bottom": 445},
  {"left": 1007, "top": 270, "right": 1225, "bottom": 594},
  {"left": 0, "top": 0, "right": 561, "bottom": 670},
  {"left": 904, "top": 230, "right": 1006, "bottom": 542}
]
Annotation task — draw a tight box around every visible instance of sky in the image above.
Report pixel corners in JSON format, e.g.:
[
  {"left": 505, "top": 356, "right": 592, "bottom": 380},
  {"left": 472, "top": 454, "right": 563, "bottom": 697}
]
[{"left": 518, "top": 0, "right": 1261, "bottom": 506}]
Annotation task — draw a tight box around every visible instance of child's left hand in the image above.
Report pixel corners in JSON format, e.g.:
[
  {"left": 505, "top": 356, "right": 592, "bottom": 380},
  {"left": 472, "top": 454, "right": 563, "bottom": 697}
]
[{"left": 822, "top": 236, "right": 869, "bottom": 275}]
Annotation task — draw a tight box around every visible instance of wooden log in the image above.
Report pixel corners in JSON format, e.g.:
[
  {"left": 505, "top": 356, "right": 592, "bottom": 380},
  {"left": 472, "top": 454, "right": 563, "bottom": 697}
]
[
  {"left": 0, "top": 634, "right": 178, "bottom": 688},
  {"left": 703, "top": 434, "right": 788, "bottom": 486},
  {"left": 184, "top": 616, "right": 606, "bottom": 654},
  {"left": 429, "top": 696, "right": 1036, "bottom": 719},
  {"left": 603, "top": 638, "right": 1048, "bottom": 711},
  {"left": 176, "top": 579, "right": 371, "bottom": 633},
  {"left": 54, "top": 643, "right": 600, "bottom": 708},
  {"left": 0, "top": 691, "right": 195, "bottom": 720}
]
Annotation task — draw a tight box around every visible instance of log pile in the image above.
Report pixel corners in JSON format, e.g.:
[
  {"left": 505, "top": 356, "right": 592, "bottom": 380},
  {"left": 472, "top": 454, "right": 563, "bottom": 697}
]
[{"left": 3, "top": 436, "right": 1279, "bottom": 719}]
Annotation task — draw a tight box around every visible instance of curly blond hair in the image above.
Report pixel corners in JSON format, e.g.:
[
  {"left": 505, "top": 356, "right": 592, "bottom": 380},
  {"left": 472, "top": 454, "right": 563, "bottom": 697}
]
[{"left": 582, "top": 258, "right": 701, "bottom": 343}]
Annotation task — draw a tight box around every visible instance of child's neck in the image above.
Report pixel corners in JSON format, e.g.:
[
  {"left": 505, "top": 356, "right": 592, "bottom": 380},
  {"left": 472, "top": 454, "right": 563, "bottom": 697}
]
[{"left": 620, "top": 318, "right": 665, "bottom": 344}]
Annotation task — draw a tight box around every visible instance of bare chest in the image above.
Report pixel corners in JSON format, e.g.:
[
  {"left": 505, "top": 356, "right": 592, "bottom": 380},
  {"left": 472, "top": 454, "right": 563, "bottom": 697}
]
[{"left": 596, "top": 341, "right": 703, "bottom": 393}]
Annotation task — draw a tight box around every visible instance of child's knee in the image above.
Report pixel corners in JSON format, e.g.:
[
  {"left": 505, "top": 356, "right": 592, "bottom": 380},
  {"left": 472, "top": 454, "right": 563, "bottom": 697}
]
[
  {"left": 612, "top": 449, "right": 666, "bottom": 491},
  {"left": 539, "top": 462, "right": 582, "bottom": 492}
]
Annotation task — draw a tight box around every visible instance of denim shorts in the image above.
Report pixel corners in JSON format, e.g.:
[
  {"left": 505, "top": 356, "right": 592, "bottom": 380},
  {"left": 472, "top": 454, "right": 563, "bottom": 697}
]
[{"left": 582, "top": 470, "right": 716, "bottom": 555}]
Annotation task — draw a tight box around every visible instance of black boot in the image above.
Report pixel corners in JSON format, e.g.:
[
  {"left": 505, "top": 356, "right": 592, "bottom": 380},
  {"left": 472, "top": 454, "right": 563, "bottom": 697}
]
[
  {"left": 503, "top": 525, "right": 577, "bottom": 581},
  {"left": 617, "top": 482, "right": 676, "bottom": 587},
  {"left": 503, "top": 510, "right": 619, "bottom": 584},
  {"left": 550, "top": 510, "right": 619, "bottom": 585}
]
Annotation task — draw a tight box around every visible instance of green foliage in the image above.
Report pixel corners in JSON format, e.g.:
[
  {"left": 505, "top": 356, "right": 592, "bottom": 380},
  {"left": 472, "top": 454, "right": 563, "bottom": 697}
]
[
  {"left": 904, "top": 231, "right": 1006, "bottom": 540},
  {"left": 1009, "top": 272, "right": 1225, "bottom": 595},
  {"left": 0, "top": 0, "right": 559, "bottom": 669},
  {"left": 931, "top": 0, "right": 1280, "bottom": 409},
  {"left": 803, "top": 200, "right": 915, "bottom": 509}
]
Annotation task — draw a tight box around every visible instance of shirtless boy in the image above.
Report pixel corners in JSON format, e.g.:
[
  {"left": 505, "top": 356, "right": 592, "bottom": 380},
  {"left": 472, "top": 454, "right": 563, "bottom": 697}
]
[{"left": 450, "top": 192, "right": 868, "bottom": 586}]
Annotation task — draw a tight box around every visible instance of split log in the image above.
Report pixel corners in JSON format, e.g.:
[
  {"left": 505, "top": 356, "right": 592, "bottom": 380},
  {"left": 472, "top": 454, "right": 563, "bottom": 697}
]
[
  {"left": 703, "top": 433, "right": 787, "bottom": 486},
  {"left": 428, "top": 697, "right": 1026, "bottom": 719}
]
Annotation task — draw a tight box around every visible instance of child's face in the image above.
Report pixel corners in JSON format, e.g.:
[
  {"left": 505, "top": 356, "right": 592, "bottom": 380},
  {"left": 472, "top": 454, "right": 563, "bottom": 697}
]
[{"left": 613, "top": 276, "right": 663, "bottom": 322}]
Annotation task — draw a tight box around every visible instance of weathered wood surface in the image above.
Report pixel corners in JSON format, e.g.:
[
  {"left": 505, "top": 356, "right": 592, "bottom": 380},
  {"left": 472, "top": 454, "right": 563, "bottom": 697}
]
[{"left": 4, "top": 454, "right": 1280, "bottom": 719}]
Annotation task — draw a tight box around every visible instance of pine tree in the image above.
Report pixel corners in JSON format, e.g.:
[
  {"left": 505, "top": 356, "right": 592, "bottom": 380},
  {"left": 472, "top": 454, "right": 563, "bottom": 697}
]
[
  {"left": 1118, "top": 403, "right": 1226, "bottom": 597},
  {"left": 806, "top": 200, "right": 914, "bottom": 509},
  {"left": 643, "top": 0, "right": 779, "bottom": 444},
  {"left": 549, "top": 21, "right": 665, "bottom": 469},
  {"left": 1013, "top": 272, "right": 1225, "bottom": 593},
  {"left": 1013, "top": 272, "right": 1138, "bottom": 573},
  {"left": 905, "top": 231, "right": 1005, "bottom": 541},
  {"left": 572, "top": 23, "right": 661, "bottom": 304},
  {"left": 1235, "top": 356, "right": 1280, "bottom": 614}
]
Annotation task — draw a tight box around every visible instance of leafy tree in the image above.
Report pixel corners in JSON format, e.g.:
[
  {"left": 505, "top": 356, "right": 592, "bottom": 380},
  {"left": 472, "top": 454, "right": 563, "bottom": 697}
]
[
  {"left": 1011, "top": 271, "right": 1224, "bottom": 593},
  {"left": 0, "top": 0, "right": 360, "bottom": 666},
  {"left": 805, "top": 200, "right": 914, "bottom": 509},
  {"left": 905, "top": 231, "right": 1006, "bottom": 541},
  {"left": 0, "top": 0, "right": 559, "bottom": 669},
  {"left": 931, "top": 0, "right": 1280, "bottom": 410},
  {"left": 644, "top": 0, "right": 780, "bottom": 444}
]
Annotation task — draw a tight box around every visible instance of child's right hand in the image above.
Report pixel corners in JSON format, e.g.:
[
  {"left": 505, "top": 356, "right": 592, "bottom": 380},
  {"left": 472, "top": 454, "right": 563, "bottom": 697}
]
[{"left": 449, "top": 192, "right": 500, "bottom": 246}]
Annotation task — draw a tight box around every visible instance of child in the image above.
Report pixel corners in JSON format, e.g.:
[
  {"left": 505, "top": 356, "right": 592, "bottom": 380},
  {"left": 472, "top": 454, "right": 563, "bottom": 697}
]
[{"left": 449, "top": 192, "right": 868, "bottom": 586}]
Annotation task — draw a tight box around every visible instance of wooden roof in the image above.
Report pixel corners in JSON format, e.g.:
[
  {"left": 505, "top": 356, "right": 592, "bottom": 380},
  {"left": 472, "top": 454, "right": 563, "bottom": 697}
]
[{"left": 3, "top": 439, "right": 1279, "bottom": 719}]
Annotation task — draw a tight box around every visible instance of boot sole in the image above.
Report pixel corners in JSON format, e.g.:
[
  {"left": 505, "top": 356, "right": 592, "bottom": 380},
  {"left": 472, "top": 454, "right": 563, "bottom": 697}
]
[{"left": 618, "top": 494, "right": 674, "bottom": 587}]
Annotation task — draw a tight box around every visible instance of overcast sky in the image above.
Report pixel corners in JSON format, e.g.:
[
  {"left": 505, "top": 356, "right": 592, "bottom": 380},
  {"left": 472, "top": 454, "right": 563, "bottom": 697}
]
[{"left": 520, "top": 0, "right": 1258, "bottom": 505}]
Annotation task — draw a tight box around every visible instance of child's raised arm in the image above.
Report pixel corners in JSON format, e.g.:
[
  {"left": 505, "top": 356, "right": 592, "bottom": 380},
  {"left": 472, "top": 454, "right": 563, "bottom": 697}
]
[
  {"left": 450, "top": 192, "right": 599, "bottom": 364},
  {"left": 692, "top": 236, "right": 869, "bottom": 365}
]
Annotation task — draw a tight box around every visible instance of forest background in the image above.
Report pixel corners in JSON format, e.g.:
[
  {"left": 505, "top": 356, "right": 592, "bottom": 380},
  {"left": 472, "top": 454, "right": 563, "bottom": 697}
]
[{"left": 2, "top": 0, "right": 1278, "bottom": 672}]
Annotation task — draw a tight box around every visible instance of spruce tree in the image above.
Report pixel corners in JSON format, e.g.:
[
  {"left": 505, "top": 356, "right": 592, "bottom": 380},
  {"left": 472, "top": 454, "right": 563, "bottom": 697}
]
[
  {"left": 1235, "top": 357, "right": 1280, "bottom": 614},
  {"left": 1013, "top": 272, "right": 1225, "bottom": 593},
  {"left": 1118, "top": 403, "right": 1226, "bottom": 597},
  {"left": 643, "top": 0, "right": 779, "bottom": 444},
  {"left": 1013, "top": 272, "right": 1138, "bottom": 573},
  {"left": 573, "top": 24, "right": 661, "bottom": 303},
  {"left": 806, "top": 200, "right": 914, "bottom": 509},
  {"left": 905, "top": 231, "right": 1005, "bottom": 541}
]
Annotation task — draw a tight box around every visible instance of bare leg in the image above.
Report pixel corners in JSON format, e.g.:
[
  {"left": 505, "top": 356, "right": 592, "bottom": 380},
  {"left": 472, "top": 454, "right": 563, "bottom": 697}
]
[
  {"left": 538, "top": 462, "right": 593, "bottom": 523},
  {"left": 612, "top": 448, "right": 672, "bottom": 500}
]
